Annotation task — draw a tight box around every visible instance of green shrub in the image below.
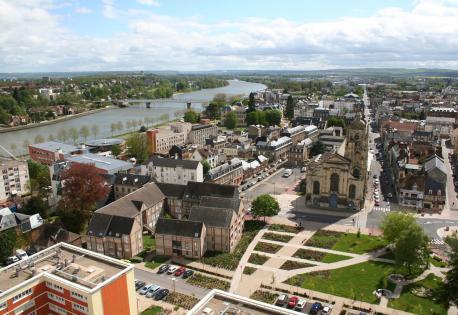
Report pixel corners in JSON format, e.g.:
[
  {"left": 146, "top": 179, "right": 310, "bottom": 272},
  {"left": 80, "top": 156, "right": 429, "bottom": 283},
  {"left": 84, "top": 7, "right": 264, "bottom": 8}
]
[
  {"left": 262, "top": 232, "right": 293, "bottom": 243},
  {"left": 248, "top": 253, "right": 269, "bottom": 265}
]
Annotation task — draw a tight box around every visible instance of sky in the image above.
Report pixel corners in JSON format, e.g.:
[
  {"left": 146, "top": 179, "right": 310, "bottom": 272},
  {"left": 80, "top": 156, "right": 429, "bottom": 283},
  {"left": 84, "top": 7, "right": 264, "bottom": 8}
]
[{"left": 1, "top": 0, "right": 458, "bottom": 72}]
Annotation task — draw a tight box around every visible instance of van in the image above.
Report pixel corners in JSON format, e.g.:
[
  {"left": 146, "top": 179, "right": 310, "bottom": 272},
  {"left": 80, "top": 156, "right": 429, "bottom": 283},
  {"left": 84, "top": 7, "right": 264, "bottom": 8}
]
[
  {"left": 283, "top": 169, "right": 293, "bottom": 177},
  {"left": 16, "top": 249, "right": 28, "bottom": 260}
]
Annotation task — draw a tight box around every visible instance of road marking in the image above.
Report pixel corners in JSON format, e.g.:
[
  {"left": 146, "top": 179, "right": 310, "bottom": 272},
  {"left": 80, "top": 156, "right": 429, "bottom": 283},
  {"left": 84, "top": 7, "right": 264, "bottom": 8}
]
[
  {"left": 430, "top": 238, "right": 445, "bottom": 245},
  {"left": 373, "top": 206, "right": 390, "bottom": 212}
]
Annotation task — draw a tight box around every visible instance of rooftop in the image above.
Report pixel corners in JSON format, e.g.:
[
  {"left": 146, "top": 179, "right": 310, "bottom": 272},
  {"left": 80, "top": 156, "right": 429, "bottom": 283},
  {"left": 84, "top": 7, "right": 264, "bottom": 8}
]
[
  {"left": 0, "top": 242, "right": 130, "bottom": 295},
  {"left": 29, "top": 141, "right": 79, "bottom": 154},
  {"left": 150, "top": 156, "right": 200, "bottom": 170},
  {"left": 85, "top": 138, "right": 124, "bottom": 147},
  {"left": 155, "top": 218, "right": 203, "bottom": 238},
  {"left": 66, "top": 153, "right": 133, "bottom": 174}
]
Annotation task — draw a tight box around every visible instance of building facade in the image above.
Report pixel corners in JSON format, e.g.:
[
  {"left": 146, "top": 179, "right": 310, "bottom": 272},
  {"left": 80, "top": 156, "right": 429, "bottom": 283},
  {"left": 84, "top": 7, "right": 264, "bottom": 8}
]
[
  {"left": 188, "top": 124, "right": 218, "bottom": 146},
  {"left": 206, "top": 158, "right": 243, "bottom": 186},
  {"left": 147, "top": 157, "right": 203, "bottom": 185},
  {"left": 0, "top": 159, "right": 30, "bottom": 202},
  {"left": 146, "top": 128, "right": 187, "bottom": 155}
]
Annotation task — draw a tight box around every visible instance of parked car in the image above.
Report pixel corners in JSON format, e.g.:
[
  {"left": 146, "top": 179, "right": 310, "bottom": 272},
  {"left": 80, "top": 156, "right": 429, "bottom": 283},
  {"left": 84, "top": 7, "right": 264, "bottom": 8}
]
[
  {"left": 275, "top": 294, "right": 288, "bottom": 306},
  {"left": 174, "top": 266, "right": 186, "bottom": 277},
  {"left": 158, "top": 264, "right": 170, "bottom": 274},
  {"left": 310, "top": 302, "right": 322, "bottom": 314},
  {"left": 146, "top": 285, "right": 161, "bottom": 298},
  {"left": 295, "top": 299, "right": 306, "bottom": 311},
  {"left": 154, "top": 289, "right": 169, "bottom": 300},
  {"left": 182, "top": 270, "right": 194, "bottom": 279},
  {"left": 167, "top": 266, "right": 179, "bottom": 274},
  {"left": 375, "top": 201, "right": 380, "bottom": 206},
  {"left": 287, "top": 296, "right": 299, "bottom": 308},
  {"left": 134, "top": 280, "right": 146, "bottom": 290},
  {"left": 322, "top": 306, "right": 332, "bottom": 315},
  {"left": 139, "top": 284, "right": 152, "bottom": 295},
  {"left": 5, "top": 256, "right": 19, "bottom": 265},
  {"left": 15, "top": 249, "right": 28, "bottom": 260},
  {"left": 283, "top": 169, "right": 293, "bottom": 177}
]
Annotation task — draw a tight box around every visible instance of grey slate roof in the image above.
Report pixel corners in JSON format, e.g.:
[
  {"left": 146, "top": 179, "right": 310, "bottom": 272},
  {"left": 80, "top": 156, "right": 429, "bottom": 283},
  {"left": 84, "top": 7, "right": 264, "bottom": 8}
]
[
  {"left": 87, "top": 213, "right": 112, "bottom": 237},
  {"left": 155, "top": 218, "right": 203, "bottom": 238},
  {"left": 199, "top": 196, "right": 240, "bottom": 212},
  {"left": 183, "top": 181, "right": 239, "bottom": 200},
  {"left": 424, "top": 155, "right": 446, "bottom": 174},
  {"left": 156, "top": 183, "right": 187, "bottom": 198},
  {"left": 188, "top": 206, "right": 233, "bottom": 228},
  {"left": 114, "top": 173, "right": 151, "bottom": 186},
  {"left": 150, "top": 156, "right": 200, "bottom": 170}
]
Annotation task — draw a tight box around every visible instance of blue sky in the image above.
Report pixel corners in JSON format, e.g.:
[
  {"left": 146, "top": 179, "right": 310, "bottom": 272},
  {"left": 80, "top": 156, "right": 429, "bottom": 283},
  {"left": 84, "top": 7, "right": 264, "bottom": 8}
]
[{"left": 1, "top": 0, "right": 458, "bottom": 72}]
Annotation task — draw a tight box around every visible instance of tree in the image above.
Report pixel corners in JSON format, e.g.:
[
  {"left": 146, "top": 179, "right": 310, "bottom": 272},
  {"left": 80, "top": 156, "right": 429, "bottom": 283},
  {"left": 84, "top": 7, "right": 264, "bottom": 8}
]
[
  {"left": 246, "top": 111, "right": 258, "bottom": 125},
  {"left": 201, "top": 160, "right": 211, "bottom": 175},
  {"left": 393, "top": 224, "right": 429, "bottom": 274},
  {"left": 91, "top": 124, "right": 99, "bottom": 139},
  {"left": 184, "top": 110, "right": 200, "bottom": 123},
  {"left": 57, "top": 128, "right": 68, "bottom": 143},
  {"left": 247, "top": 92, "right": 256, "bottom": 112},
  {"left": 251, "top": 194, "right": 280, "bottom": 222},
  {"left": 57, "top": 164, "right": 109, "bottom": 233},
  {"left": 419, "top": 110, "right": 426, "bottom": 120},
  {"left": 48, "top": 134, "right": 56, "bottom": 141},
  {"left": 285, "top": 95, "right": 294, "bottom": 119},
  {"left": 69, "top": 127, "right": 79, "bottom": 144},
  {"left": 27, "top": 159, "right": 50, "bottom": 195},
  {"left": 309, "top": 141, "right": 325, "bottom": 156},
  {"left": 116, "top": 121, "right": 123, "bottom": 132},
  {"left": 0, "top": 229, "right": 17, "bottom": 261},
  {"left": 437, "top": 236, "right": 458, "bottom": 306},
  {"left": 126, "top": 133, "right": 148, "bottom": 163},
  {"left": 79, "top": 125, "right": 90, "bottom": 142},
  {"left": 22, "top": 195, "right": 49, "bottom": 218},
  {"left": 206, "top": 102, "right": 221, "bottom": 119},
  {"left": 380, "top": 212, "right": 417, "bottom": 243},
  {"left": 111, "top": 144, "right": 122, "bottom": 157},
  {"left": 34, "top": 134, "right": 44, "bottom": 144},
  {"left": 110, "top": 122, "right": 117, "bottom": 136},
  {"left": 326, "top": 117, "right": 346, "bottom": 129},
  {"left": 265, "top": 109, "right": 282, "bottom": 126},
  {"left": 213, "top": 93, "right": 227, "bottom": 106},
  {"left": 224, "top": 112, "right": 237, "bottom": 129}
]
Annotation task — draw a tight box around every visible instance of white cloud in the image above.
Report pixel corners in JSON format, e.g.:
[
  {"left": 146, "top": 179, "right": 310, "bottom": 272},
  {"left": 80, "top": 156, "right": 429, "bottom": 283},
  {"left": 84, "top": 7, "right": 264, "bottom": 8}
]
[
  {"left": 1, "top": 0, "right": 458, "bottom": 71},
  {"left": 75, "top": 6, "right": 91, "bottom": 14},
  {"left": 137, "top": 0, "right": 159, "bottom": 6}
]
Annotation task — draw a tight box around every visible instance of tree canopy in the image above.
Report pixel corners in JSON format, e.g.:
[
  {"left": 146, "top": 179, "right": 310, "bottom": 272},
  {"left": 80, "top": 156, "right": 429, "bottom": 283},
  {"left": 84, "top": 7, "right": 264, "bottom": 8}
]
[
  {"left": 201, "top": 160, "right": 211, "bottom": 175},
  {"left": 326, "top": 117, "right": 346, "bottom": 129},
  {"left": 126, "top": 133, "right": 148, "bottom": 163},
  {"left": 0, "top": 230, "right": 17, "bottom": 261},
  {"left": 309, "top": 141, "right": 326, "bottom": 157},
  {"left": 251, "top": 194, "right": 280, "bottom": 221},
  {"left": 224, "top": 112, "right": 237, "bottom": 129},
  {"left": 184, "top": 110, "right": 200, "bottom": 123},
  {"left": 247, "top": 92, "right": 256, "bottom": 113},
  {"left": 285, "top": 95, "right": 294, "bottom": 119},
  {"left": 380, "top": 212, "right": 417, "bottom": 243},
  {"left": 437, "top": 236, "right": 458, "bottom": 306}
]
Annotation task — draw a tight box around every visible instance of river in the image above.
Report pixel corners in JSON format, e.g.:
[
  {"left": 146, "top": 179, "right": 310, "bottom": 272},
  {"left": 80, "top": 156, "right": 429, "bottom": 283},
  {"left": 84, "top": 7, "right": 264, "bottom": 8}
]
[{"left": 0, "top": 80, "right": 266, "bottom": 156}]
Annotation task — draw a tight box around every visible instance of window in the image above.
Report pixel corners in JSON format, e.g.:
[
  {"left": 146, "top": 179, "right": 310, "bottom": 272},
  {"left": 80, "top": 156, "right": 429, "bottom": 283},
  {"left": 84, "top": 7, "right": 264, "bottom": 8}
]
[
  {"left": 12, "top": 288, "right": 32, "bottom": 302},
  {"left": 73, "top": 303, "right": 88, "bottom": 314},
  {"left": 313, "top": 181, "right": 320, "bottom": 194},
  {"left": 46, "top": 282, "right": 64, "bottom": 293},
  {"left": 349, "top": 185, "right": 356, "bottom": 199},
  {"left": 352, "top": 168, "right": 361, "bottom": 179},
  {"left": 13, "top": 299, "right": 35, "bottom": 315},
  {"left": 71, "top": 291, "right": 87, "bottom": 302},
  {"left": 330, "top": 173, "right": 339, "bottom": 192},
  {"left": 48, "top": 293, "right": 65, "bottom": 305},
  {"left": 49, "top": 303, "right": 67, "bottom": 315}
]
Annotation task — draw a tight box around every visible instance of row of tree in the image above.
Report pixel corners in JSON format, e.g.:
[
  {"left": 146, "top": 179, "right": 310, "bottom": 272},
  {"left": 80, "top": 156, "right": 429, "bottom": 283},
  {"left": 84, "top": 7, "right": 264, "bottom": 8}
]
[{"left": 246, "top": 109, "right": 282, "bottom": 126}]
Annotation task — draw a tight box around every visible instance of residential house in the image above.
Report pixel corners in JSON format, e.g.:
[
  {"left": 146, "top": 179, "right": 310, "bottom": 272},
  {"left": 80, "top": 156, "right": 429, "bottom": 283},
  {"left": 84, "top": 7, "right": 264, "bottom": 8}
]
[
  {"left": 206, "top": 158, "right": 243, "bottom": 186},
  {"left": 113, "top": 173, "right": 151, "bottom": 199},
  {"left": 0, "top": 159, "right": 30, "bottom": 202},
  {"left": 147, "top": 156, "right": 203, "bottom": 185},
  {"left": 256, "top": 136, "right": 292, "bottom": 161}
]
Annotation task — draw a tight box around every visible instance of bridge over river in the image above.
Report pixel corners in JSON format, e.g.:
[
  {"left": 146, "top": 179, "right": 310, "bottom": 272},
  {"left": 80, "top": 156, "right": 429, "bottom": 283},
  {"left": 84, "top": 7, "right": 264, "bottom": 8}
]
[{"left": 125, "top": 98, "right": 209, "bottom": 108}]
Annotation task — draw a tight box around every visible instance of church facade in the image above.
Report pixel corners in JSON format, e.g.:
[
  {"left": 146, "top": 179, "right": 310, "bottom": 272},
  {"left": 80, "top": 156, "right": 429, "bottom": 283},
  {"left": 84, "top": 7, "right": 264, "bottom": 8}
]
[{"left": 305, "top": 116, "right": 368, "bottom": 210}]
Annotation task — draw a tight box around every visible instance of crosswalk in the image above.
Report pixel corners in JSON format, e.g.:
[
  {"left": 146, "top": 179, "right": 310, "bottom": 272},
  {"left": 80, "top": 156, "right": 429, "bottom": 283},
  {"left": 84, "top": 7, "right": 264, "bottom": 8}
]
[
  {"left": 430, "top": 238, "right": 445, "bottom": 246},
  {"left": 373, "top": 206, "right": 390, "bottom": 212}
]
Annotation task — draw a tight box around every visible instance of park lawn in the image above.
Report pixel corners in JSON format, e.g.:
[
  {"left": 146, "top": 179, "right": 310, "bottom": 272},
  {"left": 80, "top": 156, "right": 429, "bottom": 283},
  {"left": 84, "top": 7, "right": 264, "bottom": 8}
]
[
  {"left": 142, "top": 235, "right": 156, "bottom": 250},
  {"left": 306, "top": 230, "right": 388, "bottom": 254},
  {"left": 202, "top": 220, "right": 265, "bottom": 270},
  {"left": 388, "top": 275, "right": 447, "bottom": 315},
  {"left": 243, "top": 267, "right": 257, "bottom": 275},
  {"left": 248, "top": 253, "right": 270, "bottom": 265},
  {"left": 430, "top": 256, "right": 447, "bottom": 268},
  {"left": 144, "top": 256, "right": 170, "bottom": 270},
  {"left": 321, "top": 253, "right": 353, "bottom": 263},
  {"left": 285, "top": 261, "right": 395, "bottom": 303},
  {"left": 140, "top": 307, "right": 163, "bottom": 315}
]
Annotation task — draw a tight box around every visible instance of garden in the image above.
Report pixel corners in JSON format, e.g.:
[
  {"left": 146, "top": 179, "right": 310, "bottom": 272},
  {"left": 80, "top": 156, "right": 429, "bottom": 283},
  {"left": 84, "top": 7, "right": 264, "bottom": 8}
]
[
  {"left": 250, "top": 290, "right": 279, "bottom": 304},
  {"left": 280, "top": 260, "right": 313, "bottom": 270},
  {"left": 140, "top": 306, "right": 166, "bottom": 315},
  {"left": 262, "top": 232, "right": 294, "bottom": 243},
  {"left": 305, "top": 230, "right": 388, "bottom": 254},
  {"left": 285, "top": 261, "right": 396, "bottom": 303},
  {"left": 248, "top": 253, "right": 270, "bottom": 265},
  {"left": 293, "top": 248, "right": 351, "bottom": 263},
  {"left": 254, "top": 242, "right": 283, "bottom": 254},
  {"left": 202, "top": 220, "right": 265, "bottom": 270},
  {"left": 186, "top": 273, "right": 230, "bottom": 291},
  {"left": 268, "top": 224, "right": 300, "bottom": 234},
  {"left": 164, "top": 292, "right": 199, "bottom": 310},
  {"left": 243, "top": 266, "right": 257, "bottom": 275}
]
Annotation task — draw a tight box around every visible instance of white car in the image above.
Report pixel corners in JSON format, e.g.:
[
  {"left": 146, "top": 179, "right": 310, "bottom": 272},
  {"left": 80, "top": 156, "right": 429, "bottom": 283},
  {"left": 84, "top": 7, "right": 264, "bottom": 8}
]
[
  {"left": 295, "top": 299, "right": 306, "bottom": 311},
  {"left": 167, "top": 266, "right": 178, "bottom": 274},
  {"left": 322, "top": 306, "right": 332, "bottom": 315}
]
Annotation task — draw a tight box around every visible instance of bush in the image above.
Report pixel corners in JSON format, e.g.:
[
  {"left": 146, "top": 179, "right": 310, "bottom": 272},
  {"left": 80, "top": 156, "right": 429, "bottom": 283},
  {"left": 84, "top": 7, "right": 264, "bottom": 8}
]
[
  {"left": 250, "top": 290, "right": 279, "bottom": 304},
  {"left": 254, "top": 242, "right": 283, "bottom": 254},
  {"left": 144, "top": 256, "right": 170, "bottom": 269},
  {"left": 269, "top": 224, "right": 300, "bottom": 234},
  {"left": 262, "top": 232, "right": 293, "bottom": 243},
  {"left": 248, "top": 253, "right": 269, "bottom": 265},
  {"left": 243, "top": 267, "right": 257, "bottom": 275},
  {"left": 186, "top": 273, "right": 230, "bottom": 291},
  {"left": 129, "top": 257, "right": 143, "bottom": 263},
  {"left": 280, "top": 260, "right": 313, "bottom": 270},
  {"left": 164, "top": 292, "right": 199, "bottom": 310}
]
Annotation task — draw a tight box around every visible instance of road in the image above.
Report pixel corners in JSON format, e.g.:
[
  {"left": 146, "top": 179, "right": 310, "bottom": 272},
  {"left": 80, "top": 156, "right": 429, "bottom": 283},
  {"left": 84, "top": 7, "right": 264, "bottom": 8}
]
[{"left": 134, "top": 267, "right": 209, "bottom": 299}]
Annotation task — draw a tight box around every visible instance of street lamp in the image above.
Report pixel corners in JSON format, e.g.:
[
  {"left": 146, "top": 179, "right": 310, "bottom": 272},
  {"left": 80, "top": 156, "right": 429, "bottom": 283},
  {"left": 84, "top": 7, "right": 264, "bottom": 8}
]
[{"left": 172, "top": 277, "right": 176, "bottom": 293}]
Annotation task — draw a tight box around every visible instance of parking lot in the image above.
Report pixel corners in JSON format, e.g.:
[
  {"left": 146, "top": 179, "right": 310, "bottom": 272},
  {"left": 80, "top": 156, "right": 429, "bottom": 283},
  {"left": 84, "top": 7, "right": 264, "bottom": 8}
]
[{"left": 274, "top": 294, "right": 332, "bottom": 315}]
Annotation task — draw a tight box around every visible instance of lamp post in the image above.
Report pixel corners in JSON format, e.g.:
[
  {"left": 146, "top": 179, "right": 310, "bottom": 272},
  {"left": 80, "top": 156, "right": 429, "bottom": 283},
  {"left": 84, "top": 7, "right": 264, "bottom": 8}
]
[{"left": 172, "top": 277, "right": 176, "bottom": 293}]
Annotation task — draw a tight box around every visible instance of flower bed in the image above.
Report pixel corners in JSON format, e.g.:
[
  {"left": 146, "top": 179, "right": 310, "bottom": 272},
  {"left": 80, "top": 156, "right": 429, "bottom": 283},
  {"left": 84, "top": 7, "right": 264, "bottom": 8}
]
[
  {"left": 164, "top": 292, "right": 199, "bottom": 310},
  {"left": 250, "top": 290, "right": 279, "bottom": 304},
  {"left": 248, "top": 253, "right": 270, "bottom": 265},
  {"left": 268, "top": 224, "right": 300, "bottom": 234},
  {"left": 262, "top": 232, "right": 293, "bottom": 243},
  {"left": 293, "top": 248, "right": 350, "bottom": 263},
  {"left": 280, "top": 260, "right": 313, "bottom": 270},
  {"left": 186, "top": 273, "right": 230, "bottom": 291},
  {"left": 254, "top": 242, "right": 283, "bottom": 254},
  {"left": 243, "top": 267, "right": 257, "bottom": 275}
]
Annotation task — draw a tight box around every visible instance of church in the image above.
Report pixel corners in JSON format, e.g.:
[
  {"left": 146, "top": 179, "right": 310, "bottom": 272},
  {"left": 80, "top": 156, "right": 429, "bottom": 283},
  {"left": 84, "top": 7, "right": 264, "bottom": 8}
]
[{"left": 305, "top": 115, "right": 368, "bottom": 210}]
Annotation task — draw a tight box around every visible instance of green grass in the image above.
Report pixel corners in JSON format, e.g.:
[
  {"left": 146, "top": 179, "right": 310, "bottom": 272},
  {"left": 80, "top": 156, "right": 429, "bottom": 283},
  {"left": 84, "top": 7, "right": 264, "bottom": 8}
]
[
  {"left": 202, "top": 220, "right": 266, "bottom": 270},
  {"left": 143, "top": 235, "right": 156, "bottom": 250},
  {"left": 186, "top": 273, "right": 230, "bottom": 291},
  {"left": 379, "top": 250, "right": 395, "bottom": 260},
  {"left": 306, "top": 230, "right": 388, "bottom": 254},
  {"left": 243, "top": 267, "right": 257, "bottom": 275},
  {"left": 388, "top": 275, "right": 447, "bottom": 315},
  {"left": 254, "top": 242, "right": 283, "bottom": 254},
  {"left": 144, "top": 256, "right": 170, "bottom": 270},
  {"left": 430, "top": 256, "right": 447, "bottom": 268},
  {"left": 140, "top": 307, "right": 163, "bottom": 315},
  {"left": 248, "top": 253, "right": 270, "bottom": 265},
  {"left": 286, "top": 261, "right": 395, "bottom": 303},
  {"left": 293, "top": 248, "right": 351, "bottom": 263},
  {"left": 280, "top": 260, "right": 313, "bottom": 270},
  {"left": 268, "top": 224, "right": 300, "bottom": 234},
  {"left": 262, "top": 232, "right": 294, "bottom": 243}
]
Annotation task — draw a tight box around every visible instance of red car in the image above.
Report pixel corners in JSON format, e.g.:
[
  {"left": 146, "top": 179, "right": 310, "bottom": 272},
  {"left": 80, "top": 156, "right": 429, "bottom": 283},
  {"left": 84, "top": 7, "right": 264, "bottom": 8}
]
[
  {"left": 287, "top": 296, "right": 299, "bottom": 308},
  {"left": 174, "top": 266, "right": 186, "bottom": 277}
]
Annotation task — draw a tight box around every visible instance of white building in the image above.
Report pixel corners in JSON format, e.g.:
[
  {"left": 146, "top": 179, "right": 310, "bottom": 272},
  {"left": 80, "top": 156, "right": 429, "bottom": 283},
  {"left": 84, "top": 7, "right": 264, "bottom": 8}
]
[
  {"left": 188, "top": 124, "right": 219, "bottom": 146},
  {"left": 147, "top": 156, "right": 203, "bottom": 185},
  {"left": 0, "top": 159, "right": 30, "bottom": 202}
]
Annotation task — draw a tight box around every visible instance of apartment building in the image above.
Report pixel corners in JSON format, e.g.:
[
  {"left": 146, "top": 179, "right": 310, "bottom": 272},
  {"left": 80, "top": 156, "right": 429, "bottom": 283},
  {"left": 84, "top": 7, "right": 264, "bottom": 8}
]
[
  {"left": 206, "top": 158, "right": 243, "bottom": 186},
  {"left": 146, "top": 127, "right": 187, "bottom": 155},
  {"left": 288, "top": 138, "right": 312, "bottom": 167},
  {"left": 281, "top": 125, "right": 306, "bottom": 145},
  {"left": 113, "top": 173, "right": 151, "bottom": 199},
  {"left": 188, "top": 124, "right": 218, "bottom": 146},
  {"left": 0, "top": 242, "right": 137, "bottom": 315},
  {"left": 86, "top": 182, "right": 165, "bottom": 259},
  {"left": 29, "top": 142, "right": 79, "bottom": 165},
  {"left": 0, "top": 159, "right": 30, "bottom": 202},
  {"left": 256, "top": 136, "right": 292, "bottom": 161},
  {"left": 147, "top": 156, "right": 203, "bottom": 185}
]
